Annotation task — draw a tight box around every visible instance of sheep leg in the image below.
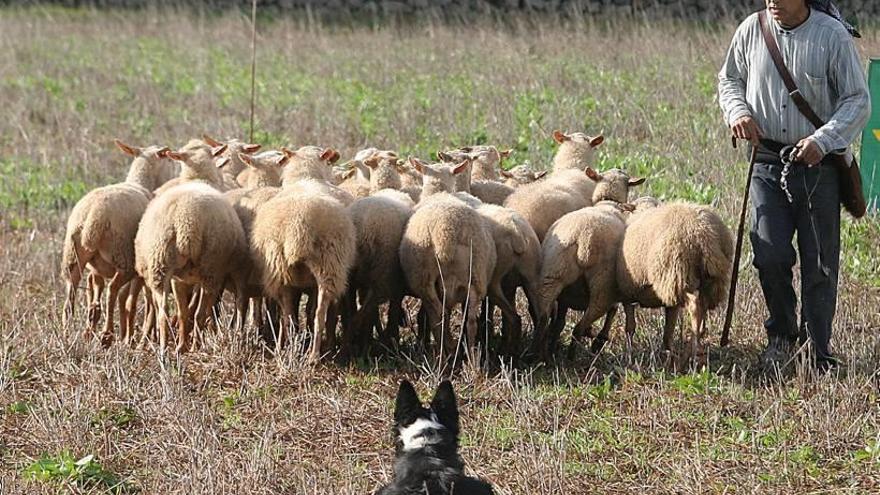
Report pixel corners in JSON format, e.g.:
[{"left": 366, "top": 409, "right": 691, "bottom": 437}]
[
  {"left": 325, "top": 301, "right": 340, "bottom": 358},
  {"left": 138, "top": 286, "right": 156, "bottom": 349},
  {"left": 384, "top": 294, "right": 404, "bottom": 349},
  {"left": 100, "top": 272, "right": 127, "bottom": 347},
  {"left": 277, "top": 290, "right": 296, "bottom": 353},
  {"left": 63, "top": 264, "right": 84, "bottom": 327},
  {"left": 590, "top": 305, "right": 619, "bottom": 354},
  {"left": 116, "top": 282, "right": 130, "bottom": 342},
  {"left": 307, "top": 287, "right": 333, "bottom": 364},
  {"left": 172, "top": 281, "right": 194, "bottom": 353},
  {"left": 491, "top": 284, "right": 521, "bottom": 358},
  {"left": 464, "top": 287, "right": 484, "bottom": 365},
  {"left": 153, "top": 286, "right": 171, "bottom": 351},
  {"left": 569, "top": 282, "right": 615, "bottom": 359},
  {"left": 193, "top": 286, "right": 221, "bottom": 352},
  {"left": 662, "top": 306, "right": 682, "bottom": 352},
  {"left": 123, "top": 278, "right": 143, "bottom": 346},
  {"left": 85, "top": 273, "right": 105, "bottom": 339},
  {"left": 624, "top": 303, "right": 637, "bottom": 350},
  {"left": 685, "top": 294, "right": 707, "bottom": 366}
]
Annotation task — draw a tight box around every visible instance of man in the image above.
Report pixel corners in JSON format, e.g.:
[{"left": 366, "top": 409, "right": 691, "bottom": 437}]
[{"left": 718, "top": 0, "right": 870, "bottom": 371}]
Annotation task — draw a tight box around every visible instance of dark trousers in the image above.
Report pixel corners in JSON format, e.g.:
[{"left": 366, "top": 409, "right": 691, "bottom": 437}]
[{"left": 750, "top": 161, "right": 840, "bottom": 361}]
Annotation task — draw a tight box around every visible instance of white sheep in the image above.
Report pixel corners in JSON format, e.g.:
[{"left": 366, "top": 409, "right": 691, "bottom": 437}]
[
  {"left": 503, "top": 130, "right": 608, "bottom": 240},
  {"left": 399, "top": 158, "right": 496, "bottom": 362},
  {"left": 134, "top": 181, "right": 248, "bottom": 352},
  {"left": 61, "top": 140, "right": 171, "bottom": 345},
  {"left": 531, "top": 200, "right": 631, "bottom": 360},
  {"left": 501, "top": 163, "right": 548, "bottom": 188},
  {"left": 346, "top": 188, "right": 414, "bottom": 355},
  {"left": 153, "top": 143, "right": 230, "bottom": 195},
  {"left": 615, "top": 200, "right": 734, "bottom": 359},
  {"left": 201, "top": 134, "right": 262, "bottom": 188}
]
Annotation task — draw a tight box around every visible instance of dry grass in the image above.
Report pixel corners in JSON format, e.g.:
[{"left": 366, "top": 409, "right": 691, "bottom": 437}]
[{"left": 1, "top": 6, "right": 879, "bottom": 494}]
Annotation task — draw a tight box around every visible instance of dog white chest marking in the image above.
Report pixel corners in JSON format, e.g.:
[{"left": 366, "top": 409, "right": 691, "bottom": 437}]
[{"left": 400, "top": 416, "right": 444, "bottom": 451}]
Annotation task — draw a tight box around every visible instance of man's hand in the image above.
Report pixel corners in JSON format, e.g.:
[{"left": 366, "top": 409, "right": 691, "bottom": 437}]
[
  {"left": 731, "top": 115, "right": 763, "bottom": 145},
  {"left": 793, "top": 137, "right": 824, "bottom": 166}
]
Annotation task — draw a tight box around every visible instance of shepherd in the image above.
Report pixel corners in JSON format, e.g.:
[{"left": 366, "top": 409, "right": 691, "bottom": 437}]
[{"left": 718, "top": 0, "right": 870, "bottom": 372}]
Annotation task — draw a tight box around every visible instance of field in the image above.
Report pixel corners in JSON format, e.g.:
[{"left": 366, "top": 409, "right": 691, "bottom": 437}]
[{"left": 1, "top": 6, "right": 880, "bottom": 494}]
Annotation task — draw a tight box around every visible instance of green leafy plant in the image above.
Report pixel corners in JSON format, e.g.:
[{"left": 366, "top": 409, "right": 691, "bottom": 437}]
[{"left": 22, "top": 451, "right": 135, "bottom": 493}]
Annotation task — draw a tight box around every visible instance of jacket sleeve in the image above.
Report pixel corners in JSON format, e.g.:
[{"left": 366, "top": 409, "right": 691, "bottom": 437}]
[
  {"left": 718, "top": 22, "right": 752, "bottom": 127},
  {"left": 810, "top": 33, "right": 871, "bottom": 154}
]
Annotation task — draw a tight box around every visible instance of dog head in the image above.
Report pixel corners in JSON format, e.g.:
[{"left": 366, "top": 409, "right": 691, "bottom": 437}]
[{"left": 392, "top": 380, "right": 460, "bottom": 455}]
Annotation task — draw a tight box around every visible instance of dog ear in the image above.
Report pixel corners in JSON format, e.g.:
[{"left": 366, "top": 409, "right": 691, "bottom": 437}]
[
  {"left": 431, "top": 380, "right": 459, "bottom": 435},
  {"left": 394, "top": 380, "right": 421, "bottom": 425}
]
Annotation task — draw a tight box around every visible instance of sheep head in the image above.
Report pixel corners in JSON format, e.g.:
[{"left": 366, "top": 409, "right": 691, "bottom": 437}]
[
  {"left": 280, "top": 145, "right": 340, "bottom": 183},
  {"left": 409, "top": 157, "right": 470, "bottom": 198},
  {"left": 587, "top": 167, "right": 645, "bottom": 204},
  {"left": 552, "top": 130, "right": 604, "bottom": 171}
]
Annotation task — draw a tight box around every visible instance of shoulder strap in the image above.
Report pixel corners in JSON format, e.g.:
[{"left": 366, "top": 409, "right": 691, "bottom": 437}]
[{"left": 757, "top": 10, "right": 826, "bottom": 129}]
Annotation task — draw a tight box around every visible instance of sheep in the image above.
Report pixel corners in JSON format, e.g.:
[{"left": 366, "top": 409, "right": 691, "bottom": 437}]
[
  {"left": 280, "top": 145, "right": 355, "bottom": 207},
  {"left": 615, "top": 200, "right": 734, "bottom": 360},
  {"left": 61, "top": 140, "right": 171, "bottom": 345},
  {"left": 345, "top": 189, "right": 414, "bottom": 356},
  {"left": 201, "top": 134, "right": 262, "bottom": 188},
  {"left": 153, "top": 143, "right": 229, "bottom": 195},
  {"left": 503, "top": 130, "right": 607, "bottom": 240},
  {"left": 250, "top": 186, "right": 356, "bottom": 361},
  {"left": 223, "top": 151, "right": 288, "bottom": 328},
  {"left": 501, "top": 164, "right": 548, "bottom": 188},
  {"left": 134, "top": 181, "right": 248, "bottom": 352},
  {"left": 528, "top": 168, "right": 645, "bottom": 359},
  {"left": 399, "top": 157, "right": 496, "bottom": 363},
  {"left": 472, "top": 202, "right": 542, "bottom": 358},
  {"left": 530, "top": 200, "right": 631, "bottom": 360},
  {"left": 437, "top": 146, "right": 516, "bottom": 205}
]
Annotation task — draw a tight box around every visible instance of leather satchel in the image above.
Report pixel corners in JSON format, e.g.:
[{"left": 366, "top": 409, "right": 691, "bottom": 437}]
[{"left": 757, "top": 10, "right": 867, "bottom": 218}]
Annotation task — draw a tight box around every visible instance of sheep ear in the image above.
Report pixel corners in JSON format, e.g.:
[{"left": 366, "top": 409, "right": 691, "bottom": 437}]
[
  {"left": 363, "top": 156, "right": 381, "bottom": 169},
  {"left": 499, "top": 169, "right": 514, "bottom": 179},
  {"left": 211, "top": 144, "right": 228, "bottom": 157},
  {"left": 238, "top": 153, "right": 254, "bottom": 167},
  {"left": 321, "top": 148, "right": 340, "bottom": 163},
  {"left": 276, "top": 154, "right": 290, "bottom": 167},
  {"left": 114, "top": 139, "right": 141, "bottom": 157},
  {"left": 437, "top": 150, "right": 454, "bottom": 162},
  {"left": 340, "top": 168, "right": 357, "bottom": 180},
  {"left": 535, "top": 170, "right": 549, "bottom": 180},
  {"left": 499, "top": 148, "right": 513, "bottom": 159},
  {"left": 217, "top": 156, "right": 231, "bottom": 169},
  {"left": 621, "top": 203, "right": 636, "bottom": 212},
  {"left": 585, "top": 167, "right": 602, "bottom": 182},
  {"left": 552, "top": 130, "right": 569, "bottom": 144},
  {"left": 408, "top": 157, "right": 427, "bottom": 174},
  {"left": 281, "top": 147, "right": 296, "bottom": 159},
  {"left": 202, "top": 134, "right": 224, "bottom": 147},
  {"left": 452, "top": 159, "right": 470, "bottom": 175},
  {"left": 157, "top": 146, "right": 171, "bottom": 158},
  {"left": 590, "top": 135, "right": 605, "bottom": 148},
  {"left": 165, "top": 151, "right": 185, "bottom": 162},
  {"left": 242, "top": 143, "right": 262, "bottom": 154},
  {"left": 628, "top": 177, "right": 646, "bottom": 186}
]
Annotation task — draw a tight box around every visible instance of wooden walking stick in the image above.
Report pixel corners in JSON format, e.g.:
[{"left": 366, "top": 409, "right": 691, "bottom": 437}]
[{"left": 721, "top": 138, "right": 759, "bottom": 347}]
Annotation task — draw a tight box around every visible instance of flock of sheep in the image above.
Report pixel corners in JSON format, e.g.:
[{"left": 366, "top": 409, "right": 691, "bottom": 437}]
[{"left": 61, "top": 130, "right": 734, "bottom": 366}]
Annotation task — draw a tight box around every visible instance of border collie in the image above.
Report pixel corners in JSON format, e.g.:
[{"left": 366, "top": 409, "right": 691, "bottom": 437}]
[{"left": 376, "top": 380, "right": 494, "bottom": 495}]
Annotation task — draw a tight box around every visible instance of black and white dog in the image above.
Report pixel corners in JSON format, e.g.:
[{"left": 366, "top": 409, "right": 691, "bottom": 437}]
[{"left": 376, "top": 380, "right": 493, "bottom": 495}]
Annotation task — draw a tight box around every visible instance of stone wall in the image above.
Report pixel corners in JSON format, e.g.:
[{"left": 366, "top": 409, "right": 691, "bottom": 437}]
[{"left": 6, "top": 0, "right": 877, "bottom": 21}]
